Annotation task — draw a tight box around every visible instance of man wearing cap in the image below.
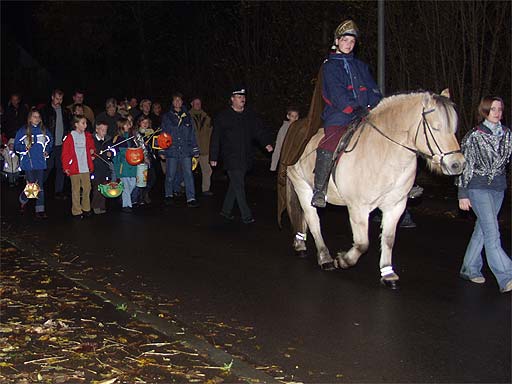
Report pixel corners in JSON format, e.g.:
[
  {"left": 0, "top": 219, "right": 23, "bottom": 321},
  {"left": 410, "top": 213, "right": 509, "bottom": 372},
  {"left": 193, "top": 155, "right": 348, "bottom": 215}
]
[
  {"left": 311, "top": 19, "right": 382, "bottom": 208},
  {"left": 210, "top": 88, "right": 273, "bottom": 224}
]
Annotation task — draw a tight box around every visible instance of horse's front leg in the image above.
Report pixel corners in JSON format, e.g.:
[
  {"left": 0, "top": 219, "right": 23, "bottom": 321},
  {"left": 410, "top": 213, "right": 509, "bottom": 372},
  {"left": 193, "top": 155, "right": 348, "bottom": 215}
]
[
  {"left": 335, "top": 205, "right": 370, "bottom": 269},
  {"left": 294, "top": 181, "right": 335, "bottom": 270},
  {"left": 379, "top": 201, "right": 407, "bottom": 289}
]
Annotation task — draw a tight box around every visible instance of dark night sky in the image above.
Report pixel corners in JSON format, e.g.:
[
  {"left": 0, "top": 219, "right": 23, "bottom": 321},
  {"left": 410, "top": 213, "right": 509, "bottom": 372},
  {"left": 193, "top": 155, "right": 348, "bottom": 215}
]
[
  {"left": 2, "top": 1, "right": 33, "bottom": 47},
  {"left": 2, "top": 1, "right": 347, "bottom": 119},
  {"left": 2, "top": 1, "right": 510, "bottom": 130}
]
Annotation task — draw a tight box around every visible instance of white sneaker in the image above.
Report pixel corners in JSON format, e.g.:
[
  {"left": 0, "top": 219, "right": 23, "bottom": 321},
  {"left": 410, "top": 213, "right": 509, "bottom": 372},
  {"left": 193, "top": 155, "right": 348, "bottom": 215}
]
[
  {"left": 501, "top": 280, "right": 512, "bottom": 293},
  {"left": 470, "top": 276, "right": 485, "bottom": 284}
]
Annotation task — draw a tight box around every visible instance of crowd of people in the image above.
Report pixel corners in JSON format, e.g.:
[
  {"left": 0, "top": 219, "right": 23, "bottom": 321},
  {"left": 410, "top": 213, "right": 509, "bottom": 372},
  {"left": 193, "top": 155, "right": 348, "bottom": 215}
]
[{"left": 0, "top": 87, "right": 284, "bottom": 223}]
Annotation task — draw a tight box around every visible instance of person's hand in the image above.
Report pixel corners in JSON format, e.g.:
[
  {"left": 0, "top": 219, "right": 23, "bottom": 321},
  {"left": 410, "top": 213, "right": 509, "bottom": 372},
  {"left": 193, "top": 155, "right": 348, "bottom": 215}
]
[
  {"left": 352, "top": 106, "right": 368, "bottom": 120},
  {"left": 159, "top": 154, "right": 165, "bottom": 160},
  {"left": 210, "top": 161, "right": 217, "bottom": 167},
  {"left": 106, "top": 152, "right": 112, "bottom": 158},
  {"left": 265, "top": 144, "right": 273, "bottom": 152},
  {"left": 459, "top": 198, "right": 471, "bottom": 211},
  {"left": 64, "top": 169, "right": 70, "bottom": 176}
]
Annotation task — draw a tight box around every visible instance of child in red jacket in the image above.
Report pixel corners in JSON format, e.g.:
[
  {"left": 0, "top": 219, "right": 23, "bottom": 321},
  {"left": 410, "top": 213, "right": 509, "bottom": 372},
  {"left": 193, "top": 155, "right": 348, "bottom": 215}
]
[{"left": 62, "top": 115, "right": 95, "bottom": 219}]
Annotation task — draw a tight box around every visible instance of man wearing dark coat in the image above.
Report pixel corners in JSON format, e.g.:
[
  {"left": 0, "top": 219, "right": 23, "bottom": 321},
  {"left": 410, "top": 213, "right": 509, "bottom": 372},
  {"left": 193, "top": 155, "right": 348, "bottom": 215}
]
[
  {"left": 41, "top": 89, "right": 71, "bottom": 199},
  {"left": 210, "top": 87, "right": 273, "bottom": 224},
  {"left": 4, "top": 93, "right": 29, "bottom": 139}
]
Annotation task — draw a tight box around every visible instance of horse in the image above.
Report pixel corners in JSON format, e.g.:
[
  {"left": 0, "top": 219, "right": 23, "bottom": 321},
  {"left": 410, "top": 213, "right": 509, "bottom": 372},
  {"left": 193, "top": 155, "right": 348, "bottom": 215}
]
[{"left": 283, "top": 91, "right": 465, "bottom": 288}]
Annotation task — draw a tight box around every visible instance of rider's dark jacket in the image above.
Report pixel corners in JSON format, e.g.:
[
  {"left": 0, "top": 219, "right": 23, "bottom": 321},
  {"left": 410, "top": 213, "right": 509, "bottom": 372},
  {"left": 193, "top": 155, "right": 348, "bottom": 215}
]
[{"left": 321, "top": 52, "right": 382, "bottom": 128}]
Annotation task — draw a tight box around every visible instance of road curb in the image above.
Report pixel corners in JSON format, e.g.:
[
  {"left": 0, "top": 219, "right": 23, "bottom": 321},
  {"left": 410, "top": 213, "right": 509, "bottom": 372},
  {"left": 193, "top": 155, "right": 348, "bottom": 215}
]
[{"left": 3, "top": 238, "right": 282, "bottom": 384}]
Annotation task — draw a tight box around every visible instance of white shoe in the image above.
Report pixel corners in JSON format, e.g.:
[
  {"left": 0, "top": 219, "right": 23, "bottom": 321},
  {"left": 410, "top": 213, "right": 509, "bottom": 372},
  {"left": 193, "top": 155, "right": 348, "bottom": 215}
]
[
  {"left": 501, "top": 280, "right": 512, "bottom": 293},
  {"left": 470, "top": 276, "right": 485, "bottom": 284}
]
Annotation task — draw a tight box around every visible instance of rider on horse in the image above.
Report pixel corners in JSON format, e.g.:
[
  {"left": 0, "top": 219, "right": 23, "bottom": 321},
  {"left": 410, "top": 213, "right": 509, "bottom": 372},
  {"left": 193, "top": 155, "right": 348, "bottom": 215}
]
[{"left": 312, "top": 20, "right": 382, "bottom": 208}]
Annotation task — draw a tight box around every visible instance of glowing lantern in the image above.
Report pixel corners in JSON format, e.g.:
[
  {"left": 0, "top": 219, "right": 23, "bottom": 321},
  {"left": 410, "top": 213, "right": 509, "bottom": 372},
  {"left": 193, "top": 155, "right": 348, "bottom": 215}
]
[
  {"left": 157, "top": 132, "right": 173, "bottom": 149},
  {"left": 24, "top": 182, "right": 41, "bottom": 199},
  {"left": 98, "top": 181, "right": 124, "bottom": 198},
  {"left": 125, "top": 147, "right": 144, "bottom": 166},
  {"left": 136, "top": 163, "right": 148, "bottom": 187}
]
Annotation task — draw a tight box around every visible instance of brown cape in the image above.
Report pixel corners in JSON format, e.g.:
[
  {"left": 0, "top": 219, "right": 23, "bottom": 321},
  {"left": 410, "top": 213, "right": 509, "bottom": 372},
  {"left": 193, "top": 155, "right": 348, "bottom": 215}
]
[{"left": 277, "top": 67, "right": 326, "bottom": 226}]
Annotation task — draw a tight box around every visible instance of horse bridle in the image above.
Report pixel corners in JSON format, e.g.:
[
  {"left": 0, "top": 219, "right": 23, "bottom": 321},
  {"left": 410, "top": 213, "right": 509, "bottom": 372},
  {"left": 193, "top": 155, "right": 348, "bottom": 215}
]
[{"left": 360, "top": 107, "right": 462, "bottom": 166}]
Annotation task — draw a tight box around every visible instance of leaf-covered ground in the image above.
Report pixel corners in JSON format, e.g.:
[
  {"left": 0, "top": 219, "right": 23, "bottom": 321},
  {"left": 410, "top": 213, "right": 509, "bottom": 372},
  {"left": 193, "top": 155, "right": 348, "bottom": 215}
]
[{"left": 0, "top": 242, "right": 242, "bottom": 383}]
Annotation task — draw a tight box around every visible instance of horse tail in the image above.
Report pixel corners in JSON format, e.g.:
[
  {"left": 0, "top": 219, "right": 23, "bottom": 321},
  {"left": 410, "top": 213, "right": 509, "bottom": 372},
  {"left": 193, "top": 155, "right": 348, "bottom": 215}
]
[{"left": 285, "top": 176, "right": 304, "bottom": 233}]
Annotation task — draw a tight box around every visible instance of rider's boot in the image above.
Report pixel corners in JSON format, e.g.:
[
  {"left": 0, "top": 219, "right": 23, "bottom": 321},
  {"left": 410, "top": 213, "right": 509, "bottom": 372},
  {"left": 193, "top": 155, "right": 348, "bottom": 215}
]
[{"left": 311, "top": 148, "right": 334, "bottom": 208}]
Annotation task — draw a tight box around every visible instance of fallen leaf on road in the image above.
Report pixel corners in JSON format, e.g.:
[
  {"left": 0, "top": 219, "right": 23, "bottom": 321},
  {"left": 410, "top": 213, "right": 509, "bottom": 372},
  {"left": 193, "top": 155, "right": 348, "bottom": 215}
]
[{"left": 95, "top": 378, "right": 118, "bottom": 384}]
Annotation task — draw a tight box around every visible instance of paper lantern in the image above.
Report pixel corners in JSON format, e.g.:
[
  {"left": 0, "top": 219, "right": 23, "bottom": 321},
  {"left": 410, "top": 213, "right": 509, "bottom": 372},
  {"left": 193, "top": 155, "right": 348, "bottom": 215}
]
[
  {"left": 192, "top": 157, "right": 199, "bottom": 171},
  {"left": 98, "top": 181, "right": 124, "bottom": 198},
  {"left": 136, "top": 163, "right": 148, "bottom": 187},
  {"left": 24, "top": 182, "right": 41, "bottom": 199},
  {"left": 157, "top": 132, "right": 173, "bottom": 149},
  {"left": 125, "top": 147, "right": 144, "bottom": 166}
]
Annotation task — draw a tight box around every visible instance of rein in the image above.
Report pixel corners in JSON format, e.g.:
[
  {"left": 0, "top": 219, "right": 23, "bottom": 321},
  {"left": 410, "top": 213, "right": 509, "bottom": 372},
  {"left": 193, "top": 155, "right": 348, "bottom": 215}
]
[
  {"left": 299, "top": 105, "right": 461, "bottom": 169},
  {"left": 364, "top": 107, "right": 461, "bottom": 165}
]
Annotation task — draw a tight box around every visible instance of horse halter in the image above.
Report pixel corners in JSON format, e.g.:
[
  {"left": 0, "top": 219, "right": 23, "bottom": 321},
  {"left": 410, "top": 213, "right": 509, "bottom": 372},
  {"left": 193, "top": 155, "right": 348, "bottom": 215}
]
[
  {"left": 364, "top": 107, "right": 461, "bottom": 167},
  {"left": 415, "top": 107, "right": 462, "bottom": 165}
]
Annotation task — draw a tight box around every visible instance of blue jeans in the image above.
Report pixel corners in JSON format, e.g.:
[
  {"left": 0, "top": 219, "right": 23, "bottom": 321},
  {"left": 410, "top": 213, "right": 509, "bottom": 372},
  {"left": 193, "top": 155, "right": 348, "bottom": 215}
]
[
  {"left": 120, "top": 177, "right": 136, "bottom": 208},
  {"left": 460, "top": 189, "right": 512, "bottom": 290},
  {"left": 20, "top": 169, "right": 45, "bottom": 213},
  {"left": 165, "top": 157, "right": 195, "bottom": 201},
  {"left": 173, "top": 162, "right": 184, "bottom": 193}
]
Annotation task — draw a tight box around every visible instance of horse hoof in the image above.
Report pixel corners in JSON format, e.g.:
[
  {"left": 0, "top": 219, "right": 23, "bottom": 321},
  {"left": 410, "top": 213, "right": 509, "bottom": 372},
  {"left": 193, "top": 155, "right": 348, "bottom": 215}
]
[
  {"left": 321, "top": 261, "right": 336, "bottom": 271},
  {"left": 334, "top": 257, "right": 349, "bottom": 269},
  {"left": 296, "top": 250, "right": 308, "bottom": 259},
  {"left": 380, "top": 278, "right": 400, "bottom": 290}
]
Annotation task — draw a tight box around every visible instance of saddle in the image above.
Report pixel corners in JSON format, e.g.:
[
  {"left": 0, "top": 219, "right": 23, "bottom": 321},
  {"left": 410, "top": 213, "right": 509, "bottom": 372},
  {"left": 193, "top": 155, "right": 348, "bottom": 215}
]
[{"left": 330, "top": 116, "right": 366, "bottom": 183}]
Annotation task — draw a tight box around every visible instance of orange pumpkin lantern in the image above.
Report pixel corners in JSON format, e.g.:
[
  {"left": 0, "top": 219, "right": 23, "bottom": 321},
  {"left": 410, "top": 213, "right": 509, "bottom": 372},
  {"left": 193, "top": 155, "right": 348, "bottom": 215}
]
[
  {"left": 125, "top": 147, "right": 144, "bottom": 166},
  {"left": 157, "top": 132, "right": 173, "bottom": 149}
]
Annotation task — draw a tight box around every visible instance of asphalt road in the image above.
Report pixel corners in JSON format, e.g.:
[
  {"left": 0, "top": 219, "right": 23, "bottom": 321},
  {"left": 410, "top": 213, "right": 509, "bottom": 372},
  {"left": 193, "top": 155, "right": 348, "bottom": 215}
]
[{"left": 1, "top": 164, "right": 511, "bottom": 383}]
